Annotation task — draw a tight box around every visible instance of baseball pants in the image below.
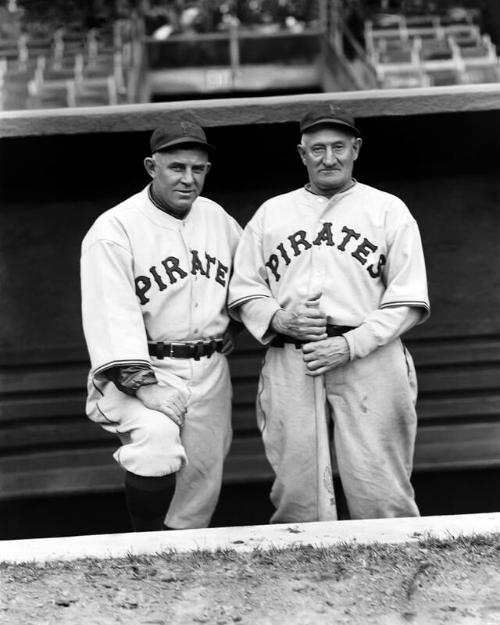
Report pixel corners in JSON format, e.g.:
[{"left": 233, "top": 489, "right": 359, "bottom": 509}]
[
  {"left": 256, "top": 338, "right": 420, "bottom": 523},
  {"left": 87, "top": 352, "right": 232, "bottom": 529}
]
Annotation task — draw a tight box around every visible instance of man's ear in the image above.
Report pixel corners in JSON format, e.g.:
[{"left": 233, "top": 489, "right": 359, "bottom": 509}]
[
  {"left": 353, "top": 137, "right": 363, "bottom": 161},
  {"left": 297, "top": 144, "right": 306, "bottom": 165},
  {"left": 205, "top": 162, "right": 212, "bottom": 174},
  {"left": 144, "top": 156, "right": 156, "bottom": 178}
]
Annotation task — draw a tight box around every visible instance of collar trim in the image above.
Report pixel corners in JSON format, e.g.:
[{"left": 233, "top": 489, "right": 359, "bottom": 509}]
[
  {"left": 304, "top": 179, "right": 357, "bottom": 198},
  {"left": 148, "top": 184, "right": 189, "bottom": 220}
]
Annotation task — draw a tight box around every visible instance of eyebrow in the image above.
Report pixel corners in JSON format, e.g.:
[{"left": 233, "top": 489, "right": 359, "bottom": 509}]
[
  {"left": 310, "top": 140, "right": 346, "bottom": 147},
  {"left": 168, "top": 161, "right": 206, "bottom": 166}
]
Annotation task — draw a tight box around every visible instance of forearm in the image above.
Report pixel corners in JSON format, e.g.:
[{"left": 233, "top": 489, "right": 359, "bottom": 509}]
[{"left": 343, "top": 306, "right": 422, "bottom": 361}]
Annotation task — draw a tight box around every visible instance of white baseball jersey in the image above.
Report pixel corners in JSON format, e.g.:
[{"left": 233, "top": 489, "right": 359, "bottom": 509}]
[
  {"left": 81, "top": 185, "right": 242, "bottom": 380},
  {"left": 228, "top": 182, "right": 429, "bottom": 337}
]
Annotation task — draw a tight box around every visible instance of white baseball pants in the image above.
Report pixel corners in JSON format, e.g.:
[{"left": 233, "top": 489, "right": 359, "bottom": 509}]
[
  {"left": 257, "top": 339, "right": 420, "bottom": 523},
  {"left": 86, "top": 352, "right": 232, "bottom": 529}
]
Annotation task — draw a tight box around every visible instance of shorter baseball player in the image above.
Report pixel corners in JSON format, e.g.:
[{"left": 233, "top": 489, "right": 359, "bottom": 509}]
[
  {"left": 81, "top": 119, "right": 241, "bottom": 531},
  {"left": 228, "top": 104, "right": 430, "bottom": 523}
]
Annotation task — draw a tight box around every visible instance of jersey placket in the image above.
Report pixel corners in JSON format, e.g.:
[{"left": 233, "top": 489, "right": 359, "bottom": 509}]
[
  {"left": 309, "top": 189, "right": 352, "bottom": 308},
  {"left": 176, "top": 219, "right": 197, "bottom": 341},
  {"left": 308, "top": 194, "right": 330, "bottom": 299}
]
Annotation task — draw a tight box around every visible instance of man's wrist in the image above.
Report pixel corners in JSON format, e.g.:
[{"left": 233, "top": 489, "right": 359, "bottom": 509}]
[
  {"left": 270, "top": 309, "right": 287, "bottom": 334},
  {"left": 135, "top": 381, "right": 158, "bottom": 399}
]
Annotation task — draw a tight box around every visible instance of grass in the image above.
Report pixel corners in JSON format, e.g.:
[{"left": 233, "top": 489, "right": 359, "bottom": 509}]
[{"left": 1, "top": 532, "right": 499, "bottom": 577}]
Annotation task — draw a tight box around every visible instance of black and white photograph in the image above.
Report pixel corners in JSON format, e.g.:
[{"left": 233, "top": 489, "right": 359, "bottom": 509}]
[{"left": 0, "top": 0, "right": 499, "bottom": 623}]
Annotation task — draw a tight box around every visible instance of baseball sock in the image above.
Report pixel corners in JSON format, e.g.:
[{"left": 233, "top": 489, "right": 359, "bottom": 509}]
[{"left": 124, "top": 471, "right": 176, "bottom": 532}]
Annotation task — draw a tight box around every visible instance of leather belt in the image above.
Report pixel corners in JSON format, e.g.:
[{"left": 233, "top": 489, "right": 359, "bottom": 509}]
[
  {"left": 148, "top": 339, "right": 224, "bottom": 360},
  {"left": 270, "top": 324, "right": 355, "bottom": 349}
]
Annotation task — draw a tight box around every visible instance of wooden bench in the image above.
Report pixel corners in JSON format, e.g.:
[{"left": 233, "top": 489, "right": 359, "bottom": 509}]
[{"left": 1, "top": 331, "right": 499, "bottom": 500}]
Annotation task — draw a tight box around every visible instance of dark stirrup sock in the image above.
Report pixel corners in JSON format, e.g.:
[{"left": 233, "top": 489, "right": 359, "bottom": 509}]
[{"left": 124, "top": 471, "right": 176, "bottom": 532}]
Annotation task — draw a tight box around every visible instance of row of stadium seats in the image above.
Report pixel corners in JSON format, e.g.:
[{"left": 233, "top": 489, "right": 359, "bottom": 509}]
[
  {"left": 0, "top": 17, "right": 138, "bottom": 109},
  {"left": 366, "top": 8, "right": 500, "bottom": 88}
]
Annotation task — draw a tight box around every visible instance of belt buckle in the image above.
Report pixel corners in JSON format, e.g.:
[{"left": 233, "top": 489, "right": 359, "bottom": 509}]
[{"left": 193, "top": 341, "right": 204, "bottom": 361}]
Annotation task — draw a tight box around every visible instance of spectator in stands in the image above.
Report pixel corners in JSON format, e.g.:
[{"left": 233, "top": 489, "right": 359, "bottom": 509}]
[
  {"left": 81, "top": 118, "right": 242, "bottom": 532},
  {"left": 229, "top": 104, "right": 429, "bottom": 524}
]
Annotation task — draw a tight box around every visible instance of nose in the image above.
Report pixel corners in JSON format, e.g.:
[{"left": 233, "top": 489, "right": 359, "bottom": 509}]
[
  {"left": 181, "top": 167, "right": 195, "bottom": 185},
  {"left": 322, "top": 147, "right": 337, "bottom": 166}
]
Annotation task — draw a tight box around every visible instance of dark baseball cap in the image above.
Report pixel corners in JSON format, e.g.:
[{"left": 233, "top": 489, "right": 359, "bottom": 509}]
[
  {"left": 150, "top": 120, "right": 214, "bottom": 153},
  {"left": 300, "top": 105, "right": 360, "bottom": 137}
]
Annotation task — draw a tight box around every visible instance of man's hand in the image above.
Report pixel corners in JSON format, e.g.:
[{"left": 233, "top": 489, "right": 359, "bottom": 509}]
[
  {"left": 271, "top": 293, "right": 327, "bottom": 342},
  {"left": 136, "top": 383, "right": 188, "bottom": 428},
  {"left": 302, "top": 336, "right": 350, "bottom": 376}
]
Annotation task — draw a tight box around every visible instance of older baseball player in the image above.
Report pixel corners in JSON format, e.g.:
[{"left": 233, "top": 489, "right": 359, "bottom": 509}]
[
  {"left": 81, "top": 119, "right": 241, "bottom": 531},
  {"left": 228, "top": 104, "right": 430, "bottom": 523}
]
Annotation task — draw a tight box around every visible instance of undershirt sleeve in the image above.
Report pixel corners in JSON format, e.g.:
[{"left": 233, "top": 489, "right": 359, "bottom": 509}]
[
  {"left": 343, "top": 305, "right": 422, "bottom": 360},
  {"left": 103, "top": 365, "right": 158, "bottom": 396}
]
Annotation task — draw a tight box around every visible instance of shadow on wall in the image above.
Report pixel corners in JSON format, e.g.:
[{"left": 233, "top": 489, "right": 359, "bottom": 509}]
[{"left": 1, "top": 469, "right": 499, "bottom": 540}]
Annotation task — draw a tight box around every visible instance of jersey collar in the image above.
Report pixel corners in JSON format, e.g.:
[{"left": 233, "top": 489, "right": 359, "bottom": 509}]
[
  {"left": 140, "top": 186, "right": 196, "bottom": 229},
  {"left": 304, "top": 178, "right": 357, "bottom": 198},
  {"left": 147, "top": 184, "right": 191, "bottom": 220}
]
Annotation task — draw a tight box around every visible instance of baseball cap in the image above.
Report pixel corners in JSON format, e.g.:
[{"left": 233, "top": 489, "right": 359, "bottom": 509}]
[
  {"left": 150, "top": 119, "right": 214, "bottom": 153},
  {"left": 300, "top": 105, "right": 361, "bottom": 137}
]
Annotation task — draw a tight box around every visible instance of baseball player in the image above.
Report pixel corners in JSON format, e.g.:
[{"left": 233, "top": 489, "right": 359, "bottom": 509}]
[
  {"left": 81, "top": 119, "right": 242, "bottom": 531},
  {"left": 228, "top": 104, "right": 430, "bottom": 523}
]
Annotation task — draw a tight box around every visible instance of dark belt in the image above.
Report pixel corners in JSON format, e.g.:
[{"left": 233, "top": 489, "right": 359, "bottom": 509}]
[
  {"left": 270, "top": 324, "right": 355, "bottom": 349},
  {"left": 148, "top": 339, "right": 224, "bottom": 360}
]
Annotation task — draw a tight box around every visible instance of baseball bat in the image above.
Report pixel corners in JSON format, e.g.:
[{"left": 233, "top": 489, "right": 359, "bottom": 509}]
[
  {"left": 305, "top": 243, "right": 337, "bottom": 521},
  {"left": 306, "top": 295, "right": 337, "bottom": 521}
]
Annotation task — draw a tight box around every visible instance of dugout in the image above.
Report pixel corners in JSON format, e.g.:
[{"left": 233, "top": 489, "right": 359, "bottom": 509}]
[{"left": 0, "top": 86, "right": 500, "bottom": 508}]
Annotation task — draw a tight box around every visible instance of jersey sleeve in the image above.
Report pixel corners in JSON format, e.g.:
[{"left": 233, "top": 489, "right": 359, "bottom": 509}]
[
  {"left": 379, "top": 217, "right": 430, "bottom": 322},
  {"left": 81, "top": 238, "right": 151, "bottom": 378},
  {"left": 228, "top": 217, "right": 281, "bottom": 343}
]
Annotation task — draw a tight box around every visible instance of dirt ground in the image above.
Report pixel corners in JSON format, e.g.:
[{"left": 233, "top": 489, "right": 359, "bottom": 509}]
[{"left": 1, "top": 534, "right": 500, "bottom": 625}]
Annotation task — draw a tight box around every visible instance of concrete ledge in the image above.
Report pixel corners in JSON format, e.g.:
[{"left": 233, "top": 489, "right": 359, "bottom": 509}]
[{"left": 2, "top": 513, "right": 500, "bottom": 564}]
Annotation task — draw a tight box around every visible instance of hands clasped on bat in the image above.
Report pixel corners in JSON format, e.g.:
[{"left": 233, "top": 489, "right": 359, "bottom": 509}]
[{"left": 271, "top": 293, "right": 350, "bottom": 376}]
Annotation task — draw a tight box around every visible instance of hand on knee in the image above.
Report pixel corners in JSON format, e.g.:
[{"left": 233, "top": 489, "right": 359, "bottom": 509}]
[{"left": 136, "top": 383, "right": 188, "bottom": 427}]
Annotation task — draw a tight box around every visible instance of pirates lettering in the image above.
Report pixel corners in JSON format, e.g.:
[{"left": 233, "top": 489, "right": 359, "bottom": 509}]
[
  {"left": 312, "top": 222, "right": 335, "bottom": 247},
  {"left": 288, "top": 230, "right": 312, "bottom": 256},
  {"left": 264, "top": 223, "right": 385, "bottom": 283},
  {"left": 135, "top": 250, "right": 228, "bottom": 305},
  {"left": 367, "top": 254, "right": 387, "bottom": 278},
  {"left": 352, "top": 238, "right": 378, "bottom": 265}
]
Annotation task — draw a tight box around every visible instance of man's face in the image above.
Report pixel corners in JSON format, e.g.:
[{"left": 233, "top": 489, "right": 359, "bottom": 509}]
[
  {"left": 144, "top": 146, "right": 211, "bottom": 213},
  {"left": 298, "top": 125, "right": 362, "bottom": 196}
]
